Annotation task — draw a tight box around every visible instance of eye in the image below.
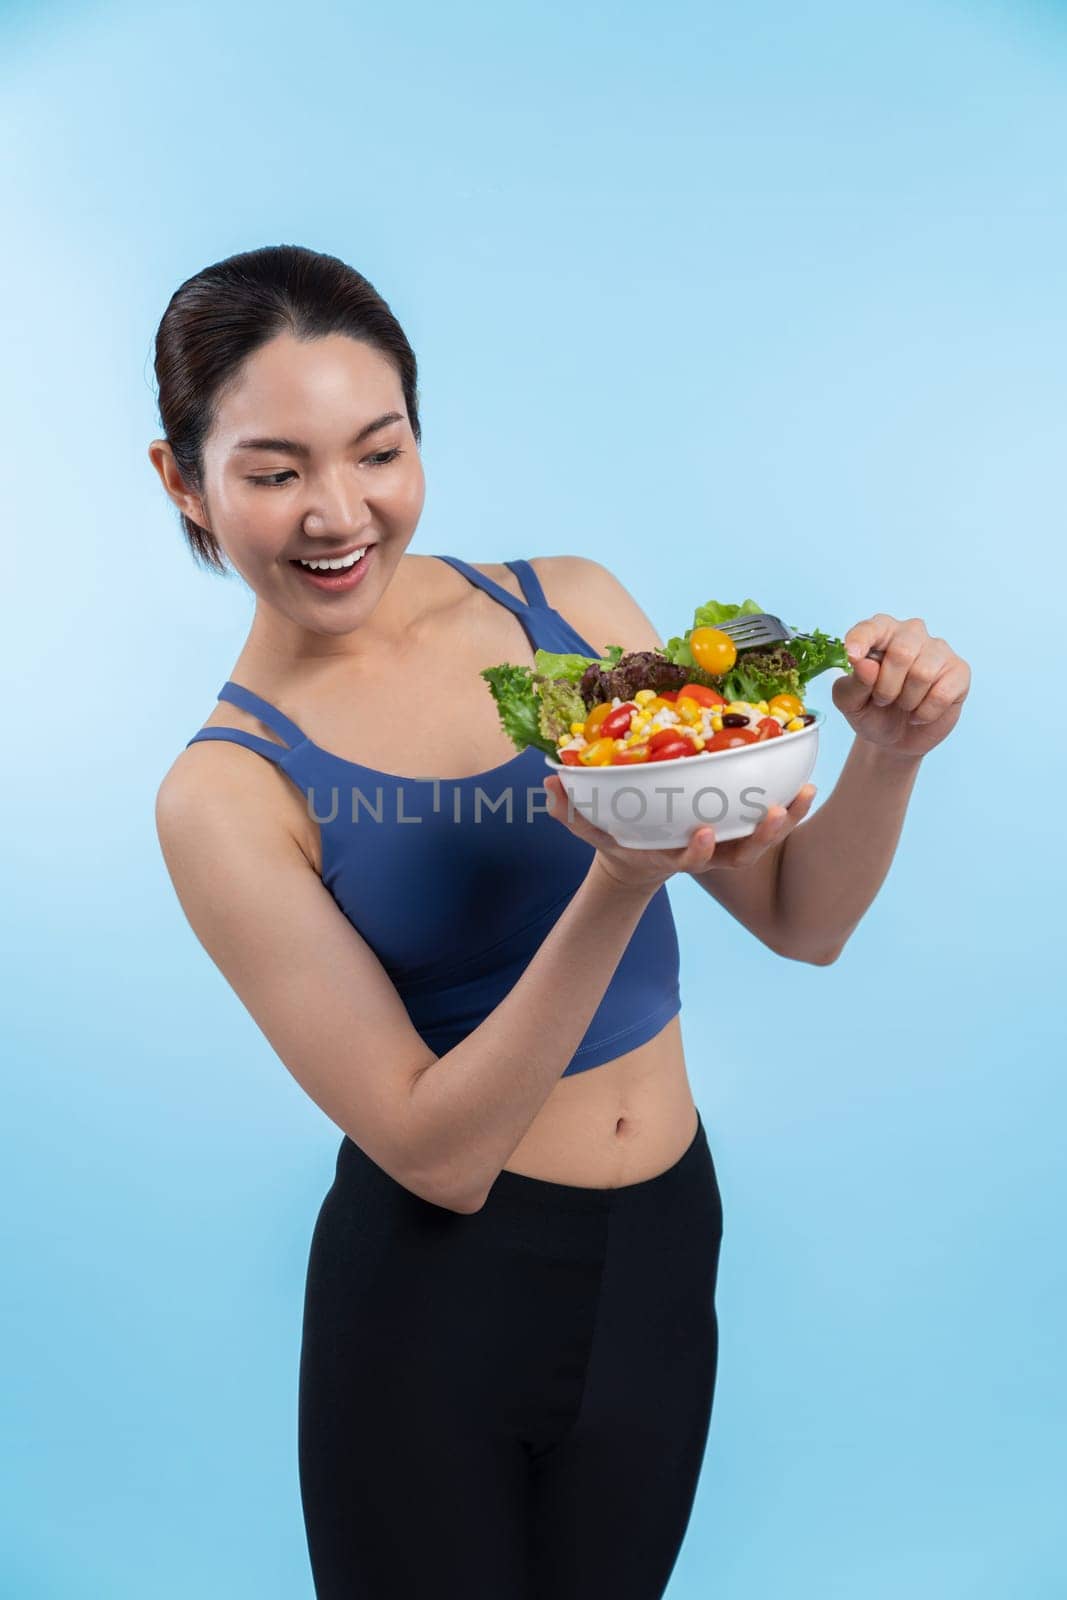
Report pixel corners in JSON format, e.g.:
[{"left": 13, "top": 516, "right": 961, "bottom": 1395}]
[{"left": 247, "top": 448, "right": 403, "bottom": 487}]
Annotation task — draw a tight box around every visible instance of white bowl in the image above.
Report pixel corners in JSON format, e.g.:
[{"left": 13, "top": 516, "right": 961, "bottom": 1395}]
[{"left": 543, "top": 711, "right": 823, "bottom": 849}]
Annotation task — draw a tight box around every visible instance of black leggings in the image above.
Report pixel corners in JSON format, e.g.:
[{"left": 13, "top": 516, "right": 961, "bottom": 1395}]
[{"left": 298, "top": 1108, "right": 723, "bottom": 1599}]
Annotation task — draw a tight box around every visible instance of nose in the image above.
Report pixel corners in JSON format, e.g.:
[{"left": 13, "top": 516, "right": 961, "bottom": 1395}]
[{"left": 302, "top": 469, "right": 374, "bottom": 539}]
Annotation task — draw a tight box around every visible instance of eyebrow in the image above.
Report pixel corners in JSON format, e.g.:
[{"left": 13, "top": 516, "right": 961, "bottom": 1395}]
[{"left": 232, "top": 411, "right": 404, "bottom": 456}]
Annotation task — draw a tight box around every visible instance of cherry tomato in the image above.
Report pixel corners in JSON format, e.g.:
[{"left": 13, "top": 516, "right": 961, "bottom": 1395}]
[
  {"left": 768, "top": 693, "right": 803, "bottom": 721},
  {"left": 646, "top": 738, "right": 693, "bottom": 762},
  {"left": 612, "top": 743, "right": 651, "bottom": 764},
  {"left": 704, "top": 728, "right": 761, "bottom": 752},
  {"left": 648, "top": 727, "right": 687, "bottom": 751},
  {"left": 678, "top": 682, "right": 726, "bottom": 708},
  {"left": 658, "top": 689, "right": 680, "bottom": 703},
  {"left": 579, "top": 736, "right": 617, "bottom": 766},
  {"left": 755, "top": 716, "right": 783, "bottom": 740},
  {"left": 688, "top": 627, "right": 737, "bottom": 675},
  {"left": 600, "top": 701, "right": 638, "bottom": 740},
  {"left": 558, "top": 747, "right": 581, "bottom": 765},
  {"left": 583, "top": 702, "right": 615, "bottom": 740}
]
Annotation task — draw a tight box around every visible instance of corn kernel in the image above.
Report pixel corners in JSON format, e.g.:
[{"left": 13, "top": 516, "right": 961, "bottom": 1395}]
[
  {"left": 786, "top": 716, "right": 804, "bottom": 732},
  {"left": 632, "top": 713, "right": 651, "bottom": 732},
  {"left": 691, "top": 736, "right": 706, "bottom": 750},
  {"left": 757, "top": 701, "right": 770, "bottom": 713},
  {"left": 569, "top": 721, "right": 585, "bottom": 737},
  {"left": 711, "top": 715, "right": 723, "bottom": 731},
  {"left": 634, "top": 688, "right": 657, "bottom": 705}
]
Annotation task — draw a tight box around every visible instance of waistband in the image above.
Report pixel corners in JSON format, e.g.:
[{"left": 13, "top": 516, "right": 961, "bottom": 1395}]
[{"left": 484, "top": 1108, "right": 709, "bottom": 1216}]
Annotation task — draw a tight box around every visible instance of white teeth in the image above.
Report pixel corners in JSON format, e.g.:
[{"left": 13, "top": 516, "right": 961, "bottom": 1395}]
[{"left": 297, "top": 547, "right": 368, "bottom": 571}]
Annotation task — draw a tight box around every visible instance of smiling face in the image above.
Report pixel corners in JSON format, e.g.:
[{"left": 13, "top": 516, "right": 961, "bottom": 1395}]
[{"left": 150, "top": 331, "right": 426, "bottom": 647}]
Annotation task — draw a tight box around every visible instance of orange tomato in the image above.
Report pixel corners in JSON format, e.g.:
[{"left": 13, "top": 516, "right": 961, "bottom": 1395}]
[
  {"left": 579, "top": 736, "right": 617, "bottom": 766},
  {"left": 768, "top": 693, "right": 803, "bottom": 721},
  {"left": 688, "top": 628, "right": 737, "bottom": 675}
]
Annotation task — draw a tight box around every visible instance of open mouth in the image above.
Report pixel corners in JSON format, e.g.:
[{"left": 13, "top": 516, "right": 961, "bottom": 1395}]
[{"left": 290, "top": 544, "right": 375, "bottom": 589}]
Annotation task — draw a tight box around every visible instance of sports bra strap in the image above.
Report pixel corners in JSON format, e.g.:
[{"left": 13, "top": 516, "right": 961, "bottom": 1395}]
[
  {"left": 185, "top": 726, "right": 290, "bottom": 764},
  {"left": 503, "top": 558, "right": 549, "bottom": 609},
  {"left": 434, "top": 554, "right": 543, "bottom": 617},
  {"left": 217, "top": 680, "right": 309, "bottom": 747}
]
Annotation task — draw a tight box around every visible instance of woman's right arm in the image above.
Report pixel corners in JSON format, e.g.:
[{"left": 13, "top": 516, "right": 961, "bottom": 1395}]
[{"left": 155, "top": 757, "right": 713, "bottom": 1214}]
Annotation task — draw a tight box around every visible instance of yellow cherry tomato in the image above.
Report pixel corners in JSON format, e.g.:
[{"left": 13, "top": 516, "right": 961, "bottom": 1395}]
[
  {"left": 688, "top": 627, "right": 737, "bottom": 675},
  {"left": 579, "top": 736, "right": 617, "bottom": 766},
  {"left": 768, "top": 693, "right": 804, "bottom": 720},
  {"left": 583, "top": 702, "right": 615, "bottom": 740}
]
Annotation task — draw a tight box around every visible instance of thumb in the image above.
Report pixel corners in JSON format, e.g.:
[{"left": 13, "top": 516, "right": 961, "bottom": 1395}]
[{"left": 833, "top": 659, "right": 877, "bottom": 711}]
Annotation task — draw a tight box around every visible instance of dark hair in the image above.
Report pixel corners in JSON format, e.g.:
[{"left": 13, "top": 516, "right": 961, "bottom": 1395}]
[{"left": 151, "top": 244, "right": 421, "bottom": 575}]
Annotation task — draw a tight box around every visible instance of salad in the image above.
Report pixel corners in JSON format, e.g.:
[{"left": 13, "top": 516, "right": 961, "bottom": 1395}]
[{"left": 482, "top": 596, "right": 851, "bottom": 767}]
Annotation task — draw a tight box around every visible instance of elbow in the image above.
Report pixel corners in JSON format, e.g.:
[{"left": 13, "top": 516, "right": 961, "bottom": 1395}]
[
  {"left": 403, "top": 1153, "right": 492, "bottom": 1213},
  {"left": 806, "top": 944, "right": 844, "bottom": 966},
  {"left": 420, "top": 1179, "right": 490, "bottom": 1214},
  {"left": 769, "top": 933, "right": 846, "bottom": 966}
]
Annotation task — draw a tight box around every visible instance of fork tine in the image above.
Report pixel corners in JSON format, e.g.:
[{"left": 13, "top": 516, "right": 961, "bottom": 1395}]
[{"left": 715, "top": 612, "right": 791, "bottom": 646}]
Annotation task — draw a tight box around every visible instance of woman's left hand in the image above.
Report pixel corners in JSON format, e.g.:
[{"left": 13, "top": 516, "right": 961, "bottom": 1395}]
[{"left": 832, "top": 614, "right": 971, "bottom": 758}]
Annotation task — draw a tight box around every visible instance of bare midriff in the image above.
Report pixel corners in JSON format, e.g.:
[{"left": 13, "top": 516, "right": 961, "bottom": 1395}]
[{"left": 499, "top": 1012, "right": 699, "bottom": 1188}]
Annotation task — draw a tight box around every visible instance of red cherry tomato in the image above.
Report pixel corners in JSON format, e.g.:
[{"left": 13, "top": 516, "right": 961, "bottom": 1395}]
[
  {"left": 704, "top": 728, "right": 761, "bottom": 752},
  {"left": 657, "top": 689, "right": 680, "bottom": 702},
  {"left": 600, "top": 701, "right": 638, "bottom": 740},
  {"left": 612, "top": 743, "right": 650, "bottom": 764},
  {"left": 558, "top": 747, "right": 581, "bottom": 765},
  {"left": 646, "top": 738, "right": 693, "bottom": 762},
  {"left": 678, "top": 682, "right": 726, "bottom": 708},
  {"left": 755, "top": 716, "right": 783, "bottom": 740},
  {"left": 647, "top": 727, "right": 687, "bottom": 751}
]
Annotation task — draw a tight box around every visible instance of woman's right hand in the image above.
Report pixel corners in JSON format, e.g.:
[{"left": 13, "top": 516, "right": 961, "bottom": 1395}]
[{"left": 543, "top": 773, "right": 817, "bottom": 895}]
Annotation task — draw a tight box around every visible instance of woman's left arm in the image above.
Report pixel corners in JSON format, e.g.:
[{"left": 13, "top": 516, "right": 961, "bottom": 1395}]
[{"left": 690, "top": 614, "right": 971, "bottom": 964}]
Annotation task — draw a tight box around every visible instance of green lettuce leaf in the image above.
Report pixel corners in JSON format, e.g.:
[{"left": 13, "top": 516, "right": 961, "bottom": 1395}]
[
  {"left": 536, "top": 679, "right": 588, "bottom": 744},
  {"left": 480, "top": 664, "right": 558, "bottom": 757}
]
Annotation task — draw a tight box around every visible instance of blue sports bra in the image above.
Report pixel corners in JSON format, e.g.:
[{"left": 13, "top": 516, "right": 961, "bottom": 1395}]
[{"left": 185, "top": 555, "right": 681, "bottom": 1076}]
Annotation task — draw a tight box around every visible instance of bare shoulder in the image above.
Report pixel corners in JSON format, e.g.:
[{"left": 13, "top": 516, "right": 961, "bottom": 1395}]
[
  {"left": 527, "top": 555, "right": 665, "bottom": 655},
  {"left": 155, "top": 739, "right": 307, "bottom": 871}
]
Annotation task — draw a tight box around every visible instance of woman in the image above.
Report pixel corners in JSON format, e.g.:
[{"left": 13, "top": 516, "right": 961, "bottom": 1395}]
[{"left": 150, "top": 244, "right": 970, "bottom": 1599}]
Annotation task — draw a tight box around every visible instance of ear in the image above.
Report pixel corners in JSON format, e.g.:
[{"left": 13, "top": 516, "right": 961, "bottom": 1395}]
[{"left": 147, "top": 439, "right": 210, "bottom": 527}]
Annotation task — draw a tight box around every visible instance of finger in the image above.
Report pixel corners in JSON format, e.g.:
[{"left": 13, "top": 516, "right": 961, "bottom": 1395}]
[
  {"left": 844, "top": 614, "right": 897, "bottom": 666},
  {"left": 893, "top": 637, "right": 953, "bottom": 714},
  {"left": 544, "top": 777, "right": 610, "bottom": 847},
  {"left": 678, "top": 826, "right": 718, "bottom": 871},
  {"left": 866, "top": 618, "right": 927, "bottom": 707},
  {"left": 906, "top": 662, "right": 970, "bottom": 725},
  {"left": 833, "top": 659, "right": 879, "bottom": 712}
]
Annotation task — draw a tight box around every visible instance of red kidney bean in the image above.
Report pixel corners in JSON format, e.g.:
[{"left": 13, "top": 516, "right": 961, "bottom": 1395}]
[{"left": 721, "top": 712, "right": 750, "bottom": 727}]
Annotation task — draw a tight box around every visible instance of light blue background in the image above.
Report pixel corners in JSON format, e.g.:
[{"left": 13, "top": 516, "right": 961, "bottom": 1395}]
[{"left": 2, "top": 0, "right": 1064, "bottom": 1594}]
